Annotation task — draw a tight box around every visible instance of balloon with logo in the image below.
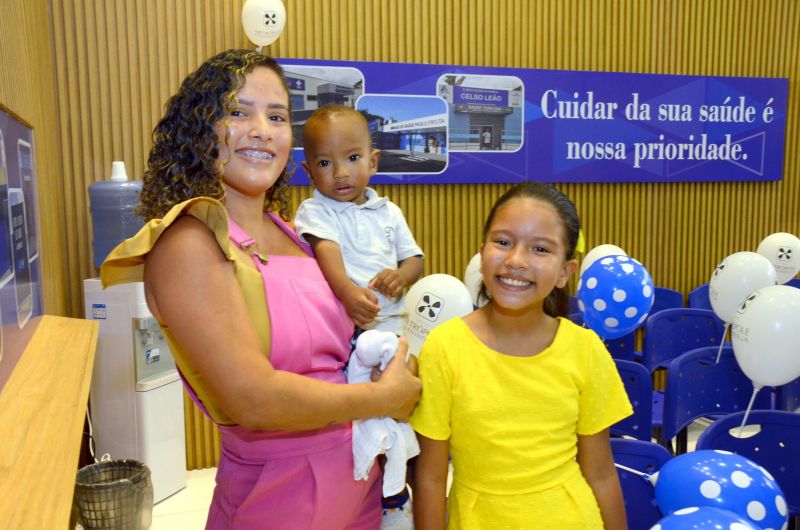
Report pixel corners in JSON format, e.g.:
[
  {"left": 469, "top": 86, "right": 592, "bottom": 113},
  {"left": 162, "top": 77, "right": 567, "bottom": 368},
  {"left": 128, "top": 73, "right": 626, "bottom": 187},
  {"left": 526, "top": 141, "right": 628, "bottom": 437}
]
[
  {"left": 649, "top": 506, "right": 763, "bottom": 530},
  {"left": 756, "top": 232, "right": 800, "bottom": 285},
  {"left": 580, "top": 243, "right": 627, "bottom": 276},
  {"left": 402, "top": 274, "right": 474, "bottom": 358},
  {"left": 731, "top": 284, "right": 800, "bottom": 388},
  {"left": 242, "top": 0, "right": 287, "bottom": 47},
  {"left": 463, "top": 253, "right": 484, "bottom": 308},
  {"left": 654, "top": 450, "right": 787, "bottom": 530},
  {"left": 577, "top": 255, "right": 655, "bottom": 339},
  {"left": 708, "top": 252, "right": 776, "bottom": 325}
]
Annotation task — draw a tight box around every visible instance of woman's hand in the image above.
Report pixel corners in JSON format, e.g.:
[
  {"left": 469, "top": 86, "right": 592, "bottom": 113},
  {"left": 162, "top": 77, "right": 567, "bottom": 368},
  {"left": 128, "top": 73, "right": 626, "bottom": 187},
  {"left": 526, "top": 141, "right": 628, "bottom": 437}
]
[{"left": 375, "top": 337, "right": 421, "bottom": 421}]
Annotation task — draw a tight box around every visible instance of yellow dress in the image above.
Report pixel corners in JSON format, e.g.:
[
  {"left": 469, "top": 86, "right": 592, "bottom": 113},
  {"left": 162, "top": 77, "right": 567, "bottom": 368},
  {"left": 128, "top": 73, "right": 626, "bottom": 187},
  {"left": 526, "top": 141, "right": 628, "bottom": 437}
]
[{"left": 410, "top": 317, "right": 632, "bottom": 530}]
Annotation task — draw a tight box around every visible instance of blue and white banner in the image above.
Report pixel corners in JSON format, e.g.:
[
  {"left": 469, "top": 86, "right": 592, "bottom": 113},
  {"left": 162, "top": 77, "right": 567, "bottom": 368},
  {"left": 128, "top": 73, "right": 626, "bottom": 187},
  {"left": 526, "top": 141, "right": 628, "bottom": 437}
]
[{"left": 279, "top": 58, "right": 788, "bottom": 185}]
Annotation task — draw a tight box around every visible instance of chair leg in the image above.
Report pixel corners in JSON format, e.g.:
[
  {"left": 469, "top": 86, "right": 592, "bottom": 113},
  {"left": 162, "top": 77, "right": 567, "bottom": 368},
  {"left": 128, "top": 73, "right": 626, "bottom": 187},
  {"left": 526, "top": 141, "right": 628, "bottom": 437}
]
[
  {"left": 653, "top": 428, "right": 675, "bottom": 454},
  {"left": 675, "top": 428, "right": 688, "bottom": 454}
]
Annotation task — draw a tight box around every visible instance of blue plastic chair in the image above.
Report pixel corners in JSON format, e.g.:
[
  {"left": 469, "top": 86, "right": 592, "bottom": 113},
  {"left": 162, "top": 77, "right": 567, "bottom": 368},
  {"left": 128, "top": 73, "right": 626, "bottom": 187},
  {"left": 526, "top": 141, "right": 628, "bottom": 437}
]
[
  {"left": 641, "top": 308, "right": 726, "bottom": 373},
  {"left": 696, "top": 410, "right": 800, "bottom": 518},
  {"left": 611, "top": 438, "right": 672, "bottom": 530},
  {"left": 775, "top": 376, "right": 800, "bottom": 412},
  {"left": 660, "top": 346, "right": 771, "bottom": 453},
  {"left": 568, "top": 295, "right": 580, "bottom": 314},
  {"left": 605, "top": 332, "right": 637, "bottom": 362},
  {"left": 651, "top": 286, "right": 684, "bottom": 315},
  {"left": 687, "top": 283, "right": 712, "bottom": 310},
  {"left": 569, "top": 312, "right": 636, "bottom": 361},
  {"left": 613, "top": 360, "right": 654, "bottom": 440}
]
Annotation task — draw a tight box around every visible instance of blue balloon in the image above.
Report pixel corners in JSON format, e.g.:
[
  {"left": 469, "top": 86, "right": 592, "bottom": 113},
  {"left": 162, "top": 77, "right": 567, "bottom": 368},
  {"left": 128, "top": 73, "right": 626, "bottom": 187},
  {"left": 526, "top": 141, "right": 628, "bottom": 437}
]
[
  {"left": 655, "top": 450, "right": 787, "bottom": 530},
  {"left": 650, "top": 506, "right": 763, "bottom": 530},
  {"left": 577, "top": 255, "right": 655, "bottom": 339}
]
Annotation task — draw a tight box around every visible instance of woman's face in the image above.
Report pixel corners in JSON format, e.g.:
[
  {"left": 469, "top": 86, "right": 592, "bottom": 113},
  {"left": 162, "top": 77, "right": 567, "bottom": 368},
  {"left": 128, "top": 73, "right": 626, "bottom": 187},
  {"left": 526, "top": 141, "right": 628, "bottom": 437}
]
[{"left": 214, "top": 67, "right": 292, "bottom": 201}]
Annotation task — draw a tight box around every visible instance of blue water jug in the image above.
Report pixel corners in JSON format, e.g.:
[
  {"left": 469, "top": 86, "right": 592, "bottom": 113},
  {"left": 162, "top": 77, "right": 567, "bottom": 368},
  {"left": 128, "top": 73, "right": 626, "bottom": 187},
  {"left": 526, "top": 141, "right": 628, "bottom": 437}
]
[{"left": 89, "top": 161, "right": 144, "bottom": 268}]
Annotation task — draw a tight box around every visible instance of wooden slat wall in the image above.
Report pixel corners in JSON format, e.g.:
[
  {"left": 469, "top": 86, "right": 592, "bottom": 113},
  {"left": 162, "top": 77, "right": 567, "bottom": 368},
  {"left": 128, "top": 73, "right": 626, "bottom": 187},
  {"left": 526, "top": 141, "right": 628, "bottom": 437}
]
[
  {"left": 0, "top": 1, "right": 67, "bottom": 315},
  {"left": 48, "top": 0, "right": 800, "bottom": 469}
]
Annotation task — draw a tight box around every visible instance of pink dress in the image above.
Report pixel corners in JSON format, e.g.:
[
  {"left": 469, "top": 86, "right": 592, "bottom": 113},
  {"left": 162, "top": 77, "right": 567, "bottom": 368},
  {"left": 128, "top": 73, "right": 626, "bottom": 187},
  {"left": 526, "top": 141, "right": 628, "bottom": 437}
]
[{"left": 199, "top": 213, "right": 381, "bottom": 529}]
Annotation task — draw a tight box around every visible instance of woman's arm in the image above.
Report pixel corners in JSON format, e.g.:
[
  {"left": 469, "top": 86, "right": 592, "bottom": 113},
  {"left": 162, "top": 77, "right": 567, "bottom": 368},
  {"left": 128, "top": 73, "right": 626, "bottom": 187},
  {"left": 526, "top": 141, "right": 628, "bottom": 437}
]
[
  {"left": 412, "top": 434, "right": 449, "bottom": 530},
  {"left": 577, "top": 429, "right": 628, "bottom": 530},
  {"left": 144, "top": 216, "right": 420, "bottom": 430}
]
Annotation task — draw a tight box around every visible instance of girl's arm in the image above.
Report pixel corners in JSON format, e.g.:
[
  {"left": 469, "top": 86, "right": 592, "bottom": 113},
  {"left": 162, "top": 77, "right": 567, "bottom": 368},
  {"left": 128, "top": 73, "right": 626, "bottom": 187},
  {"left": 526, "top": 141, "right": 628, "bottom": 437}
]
[
  {"left": 577, "top": 429, "right": 628, "bottom": 530},
  {"left": 144, "top": 216, "right": 419, "bottom": 430},
  {"left": 412, "top": 434, "right": 450, "bottom": 530}
]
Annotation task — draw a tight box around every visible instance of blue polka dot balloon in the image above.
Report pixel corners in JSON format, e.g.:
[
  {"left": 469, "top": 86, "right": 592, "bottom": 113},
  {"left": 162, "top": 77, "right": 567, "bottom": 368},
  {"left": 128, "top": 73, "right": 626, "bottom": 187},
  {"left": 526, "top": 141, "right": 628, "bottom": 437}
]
[
  {"left": 655, "top": 450, "right": 788, "bottom": 530},
  {"left": 650, "top": 506, "right": 763, "bottom": 530},
  {"left": 577, "top": 255, "right": 655, "bottom": 339}
]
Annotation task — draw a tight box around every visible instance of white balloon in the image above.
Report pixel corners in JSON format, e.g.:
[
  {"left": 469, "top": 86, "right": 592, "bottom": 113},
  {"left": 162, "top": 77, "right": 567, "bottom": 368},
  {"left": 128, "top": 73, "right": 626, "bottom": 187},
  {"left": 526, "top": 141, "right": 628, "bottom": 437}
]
[
  {"left": 402, "top": 274, "right": 473, "bottom": 358},
  {"left": 580, "top": 244, "right": 627, "bottom": 276},
  {"left": 463, "top": 253, "right": 483, "bottom": 307},
  {"left": 731, "top": 284, "right": 800, "bottom": 387},
  {"left": 241, "top": 0, "right": 286, "bottom": 47},
  {"left": 756, "top": 232, "right": 800, "bottom": 284},
  {"left": 709, "top": 251, "right": 777, "bottom": 324}
]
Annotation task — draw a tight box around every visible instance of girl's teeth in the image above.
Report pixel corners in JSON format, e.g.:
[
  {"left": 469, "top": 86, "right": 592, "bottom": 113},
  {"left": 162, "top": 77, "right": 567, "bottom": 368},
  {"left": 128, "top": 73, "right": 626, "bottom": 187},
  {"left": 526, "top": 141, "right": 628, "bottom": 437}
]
[{"left": 500, "top": 277, "right": 528, "bottom": 287}]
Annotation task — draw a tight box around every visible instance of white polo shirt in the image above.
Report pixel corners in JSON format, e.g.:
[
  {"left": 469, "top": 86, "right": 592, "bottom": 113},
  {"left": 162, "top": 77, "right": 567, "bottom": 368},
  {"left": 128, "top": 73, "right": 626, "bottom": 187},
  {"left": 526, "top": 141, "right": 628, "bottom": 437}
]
[{"left": 294, "top": 188, "right": 424, "bottom": 334}]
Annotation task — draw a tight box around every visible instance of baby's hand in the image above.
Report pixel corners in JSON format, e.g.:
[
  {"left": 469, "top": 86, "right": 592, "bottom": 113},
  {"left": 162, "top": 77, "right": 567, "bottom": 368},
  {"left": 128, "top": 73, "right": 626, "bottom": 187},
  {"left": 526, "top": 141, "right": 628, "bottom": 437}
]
[
  {"left": 342, "top": 285, "right": 380, "bottom": 327},
  {"left": 369, "top": 269, "right": 408, "bottom": 298}
]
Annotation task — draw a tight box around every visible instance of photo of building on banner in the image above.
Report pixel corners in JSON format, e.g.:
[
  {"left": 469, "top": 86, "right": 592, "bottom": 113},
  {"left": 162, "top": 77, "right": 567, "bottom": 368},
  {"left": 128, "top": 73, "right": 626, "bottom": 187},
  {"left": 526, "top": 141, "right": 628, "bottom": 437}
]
[{"left": 437, "top": 74, "right": 524, "bottom": 153}]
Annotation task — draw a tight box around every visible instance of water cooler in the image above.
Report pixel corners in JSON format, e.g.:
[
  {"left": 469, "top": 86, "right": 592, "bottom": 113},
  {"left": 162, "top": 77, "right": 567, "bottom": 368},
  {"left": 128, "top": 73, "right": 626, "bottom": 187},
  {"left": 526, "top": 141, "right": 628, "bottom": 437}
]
[
  {"left": 84, "top": 279, "right": 187, "bottom": 503},
  {"left": 84, "top": 161, "right": 186, "bottom": 503}
]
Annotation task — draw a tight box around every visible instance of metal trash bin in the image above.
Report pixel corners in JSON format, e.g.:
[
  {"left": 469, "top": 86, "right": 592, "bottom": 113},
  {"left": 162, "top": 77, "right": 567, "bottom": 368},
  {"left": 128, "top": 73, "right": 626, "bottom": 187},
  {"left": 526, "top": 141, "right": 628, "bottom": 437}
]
[{"left": 72, "top": 459, "right": 153, "bottom": 530}]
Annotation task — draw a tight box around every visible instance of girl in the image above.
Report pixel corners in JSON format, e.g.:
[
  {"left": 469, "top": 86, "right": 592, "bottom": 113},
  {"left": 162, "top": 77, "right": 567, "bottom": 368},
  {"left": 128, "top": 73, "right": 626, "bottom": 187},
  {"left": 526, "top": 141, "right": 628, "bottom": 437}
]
[{"left": 410, "top": 182, "right": 632, "bottom": 529}]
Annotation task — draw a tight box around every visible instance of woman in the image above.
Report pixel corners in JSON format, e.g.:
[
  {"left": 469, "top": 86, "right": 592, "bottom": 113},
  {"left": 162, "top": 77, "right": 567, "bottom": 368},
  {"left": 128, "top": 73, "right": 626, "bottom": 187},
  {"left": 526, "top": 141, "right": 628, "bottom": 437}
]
[{"left": 101, "top": 49, "right": 421, "bottom": 529}]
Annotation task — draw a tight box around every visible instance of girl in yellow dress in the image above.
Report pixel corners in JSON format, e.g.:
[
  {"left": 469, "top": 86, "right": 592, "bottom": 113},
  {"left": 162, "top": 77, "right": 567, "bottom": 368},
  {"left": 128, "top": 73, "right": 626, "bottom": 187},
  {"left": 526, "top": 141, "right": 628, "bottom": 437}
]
[{"left": 411, "top": 182, "right": 632, "bottom": 529}]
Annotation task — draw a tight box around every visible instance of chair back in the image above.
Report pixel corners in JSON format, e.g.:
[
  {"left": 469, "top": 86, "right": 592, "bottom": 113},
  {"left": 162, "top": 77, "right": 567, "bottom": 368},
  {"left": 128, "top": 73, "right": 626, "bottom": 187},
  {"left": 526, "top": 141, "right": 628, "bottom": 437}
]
[
  {"left": 687, "top": 283, "right": 712, "bottom": 310},
  {"left": 695, "top": 410, "right": 800, "bottom": 516},
  {"left": 613, "top": 360, "right": 653, "bottom": 440},
  {"left": 605, "top": 332, "right": 637, "bottom": 362},
  {"left": 611, "top": 438, "right": 671, "bottom": 530},
  {"left": 775, "top": 376, "right": 800, "bottom": 412},
  {"left": 651, "top": 286, "right": 684, "bottom": 315},
  {"left": 567, "top": 295, "right": 580, "bottom": 314},
  {"left": 661, "top": 346, "right": 771, "bottom": 443},
  {"left": 568, "top": 312, "right": 637, "bottom": 361},
  {"left": 641, "top": 308, "right": 725, "bottom": 372}
]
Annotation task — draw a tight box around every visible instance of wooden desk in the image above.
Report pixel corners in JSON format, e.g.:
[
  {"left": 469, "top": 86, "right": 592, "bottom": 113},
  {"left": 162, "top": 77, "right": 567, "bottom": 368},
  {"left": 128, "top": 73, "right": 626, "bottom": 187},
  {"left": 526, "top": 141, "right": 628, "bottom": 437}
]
[{"left": 0, "top": 315, "right": 98, "bottom": 529}]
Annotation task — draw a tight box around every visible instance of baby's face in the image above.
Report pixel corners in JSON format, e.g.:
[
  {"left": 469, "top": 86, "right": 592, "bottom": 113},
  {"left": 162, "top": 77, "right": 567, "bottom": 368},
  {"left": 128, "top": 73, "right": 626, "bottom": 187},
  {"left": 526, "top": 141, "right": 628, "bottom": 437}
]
[{"left": 302, "top": 112, "right": 379, "bottom": 205}]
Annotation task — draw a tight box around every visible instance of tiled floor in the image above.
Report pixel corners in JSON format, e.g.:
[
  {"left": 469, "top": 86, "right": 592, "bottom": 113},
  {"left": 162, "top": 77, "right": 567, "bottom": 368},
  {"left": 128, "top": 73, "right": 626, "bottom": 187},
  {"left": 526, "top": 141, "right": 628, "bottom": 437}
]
[
  {"left": 148, "top": 420, "right": 710, "bottom": 529},
  {"left": 151, "top": 467, "right": 215, "bottom": 530}
]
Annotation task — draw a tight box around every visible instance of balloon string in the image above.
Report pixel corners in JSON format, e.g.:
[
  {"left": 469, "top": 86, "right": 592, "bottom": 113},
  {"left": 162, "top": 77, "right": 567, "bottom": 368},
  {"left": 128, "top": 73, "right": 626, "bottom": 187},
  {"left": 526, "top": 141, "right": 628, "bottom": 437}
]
[
  {"left": 714, "top": 323, "right": 730, "bottom": 364},
  {"left": 614, "top": 463, "right": 652, "bottom": 481},
  {"left": 738, "top": 385, "right": 761, "bottom": 437}
]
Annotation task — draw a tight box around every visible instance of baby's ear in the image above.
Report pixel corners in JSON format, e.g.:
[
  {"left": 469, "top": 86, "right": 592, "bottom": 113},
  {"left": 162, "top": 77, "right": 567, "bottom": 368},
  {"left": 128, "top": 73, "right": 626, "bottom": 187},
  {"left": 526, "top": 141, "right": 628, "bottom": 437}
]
[
  {"left": 369, "top": 149, "right": 381, "bottom": 174},
  {"left": 301, "top": 160, "right": 314, "bottom": 182}
]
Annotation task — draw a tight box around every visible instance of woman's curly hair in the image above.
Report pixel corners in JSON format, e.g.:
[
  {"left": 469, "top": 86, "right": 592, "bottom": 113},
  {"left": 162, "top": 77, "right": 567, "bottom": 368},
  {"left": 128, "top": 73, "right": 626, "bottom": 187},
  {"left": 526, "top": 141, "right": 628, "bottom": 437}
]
[{"left": 137, "top": 49, "right": 294, "bottom": 221}]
